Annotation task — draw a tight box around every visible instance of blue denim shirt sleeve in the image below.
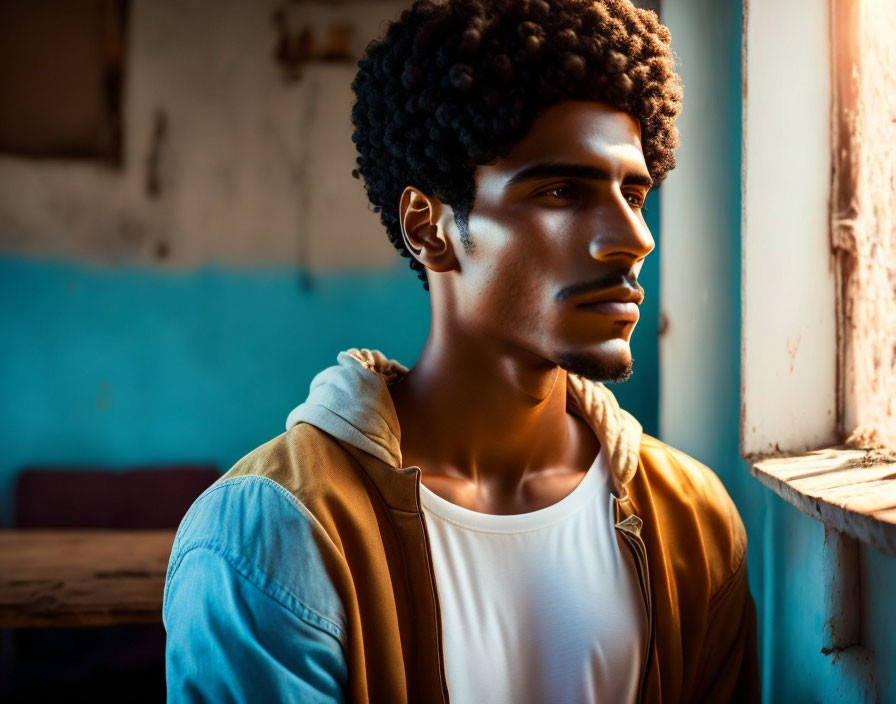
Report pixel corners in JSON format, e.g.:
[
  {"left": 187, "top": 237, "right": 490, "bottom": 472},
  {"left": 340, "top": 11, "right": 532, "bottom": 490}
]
[{"left": 163, "top": 476, "right": 348, "bottom": 704}]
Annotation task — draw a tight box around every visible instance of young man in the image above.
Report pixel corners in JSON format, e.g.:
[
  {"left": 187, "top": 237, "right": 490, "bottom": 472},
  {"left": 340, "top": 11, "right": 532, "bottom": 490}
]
[{"left": 164, "top": 1, "right": 759, "bottom": 702}]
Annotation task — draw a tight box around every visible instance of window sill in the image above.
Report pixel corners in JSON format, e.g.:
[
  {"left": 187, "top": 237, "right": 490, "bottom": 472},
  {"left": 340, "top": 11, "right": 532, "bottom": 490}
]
[{"left": 750, "top": 447, "right": 896, "bottom": 556}]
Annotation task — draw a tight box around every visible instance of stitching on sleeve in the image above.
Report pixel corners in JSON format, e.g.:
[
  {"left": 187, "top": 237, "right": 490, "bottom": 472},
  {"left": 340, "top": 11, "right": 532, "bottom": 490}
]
[
  {"left": 167, "top": 476, "right": 344, "bottom": 597},
  {"left": 166, "top": 543, "right": 347, "bottom": 647},
  {"left": 178, "top": 475, "right": 349, "bottom": 572},
  {"left": 166, "top": 477, "right": 350, "bottom": 642}
]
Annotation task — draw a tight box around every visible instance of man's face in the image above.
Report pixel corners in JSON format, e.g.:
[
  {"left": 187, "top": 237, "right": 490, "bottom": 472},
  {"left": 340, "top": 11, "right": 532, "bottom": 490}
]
[{"left": 451, "top": 100, "right": 655, "bottom": 383}]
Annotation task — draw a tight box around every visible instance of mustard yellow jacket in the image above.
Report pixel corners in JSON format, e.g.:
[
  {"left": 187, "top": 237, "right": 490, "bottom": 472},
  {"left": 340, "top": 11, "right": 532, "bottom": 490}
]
[{"left": 164, "top": 348, "right": 759, "bottom": 703}]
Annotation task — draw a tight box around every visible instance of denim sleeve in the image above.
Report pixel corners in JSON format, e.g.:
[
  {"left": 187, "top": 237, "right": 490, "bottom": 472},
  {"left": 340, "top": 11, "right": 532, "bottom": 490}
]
[{"left": 164, "top": 476, "right": 349, "bottom": 704}]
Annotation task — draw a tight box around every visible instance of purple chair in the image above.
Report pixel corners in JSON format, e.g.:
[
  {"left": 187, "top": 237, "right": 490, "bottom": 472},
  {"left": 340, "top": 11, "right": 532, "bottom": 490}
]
[{"left": 2, "top": 465, "right": 220, "bottom": 703}]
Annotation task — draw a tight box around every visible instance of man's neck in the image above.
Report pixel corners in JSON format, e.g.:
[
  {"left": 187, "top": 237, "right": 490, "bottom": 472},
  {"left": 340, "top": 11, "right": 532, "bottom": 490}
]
[{"left": 388, "top": 329, "right": 600, "bottom": 513}]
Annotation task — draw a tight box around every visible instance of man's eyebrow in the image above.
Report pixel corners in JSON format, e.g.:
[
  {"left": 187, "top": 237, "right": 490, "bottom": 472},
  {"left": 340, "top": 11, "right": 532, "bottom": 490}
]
[{"left": 505, "top": 161, "right": 654, "bottom": 189}]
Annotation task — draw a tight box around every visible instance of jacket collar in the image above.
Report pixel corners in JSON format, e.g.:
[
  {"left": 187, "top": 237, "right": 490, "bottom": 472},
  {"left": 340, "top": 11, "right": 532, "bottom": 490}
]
[{"left": 287, "top": 347, "right": 642, "bottom": 496}]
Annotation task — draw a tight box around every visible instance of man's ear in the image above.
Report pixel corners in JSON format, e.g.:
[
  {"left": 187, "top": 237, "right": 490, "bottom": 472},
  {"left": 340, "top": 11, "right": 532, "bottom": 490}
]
[{"left": 399, "top": 186, "right": 459, "bottom": 275}]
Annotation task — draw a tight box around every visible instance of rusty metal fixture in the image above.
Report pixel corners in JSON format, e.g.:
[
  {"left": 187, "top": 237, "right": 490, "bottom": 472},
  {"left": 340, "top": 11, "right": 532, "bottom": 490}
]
[{"left": 271, "top": 6, "right": 355, "bottom": 82}]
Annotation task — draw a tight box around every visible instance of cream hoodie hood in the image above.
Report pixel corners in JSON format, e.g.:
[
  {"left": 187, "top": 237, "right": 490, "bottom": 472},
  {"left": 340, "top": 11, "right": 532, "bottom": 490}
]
[{"left": 285, "top": 348, "right": 643, "bottom": 494}]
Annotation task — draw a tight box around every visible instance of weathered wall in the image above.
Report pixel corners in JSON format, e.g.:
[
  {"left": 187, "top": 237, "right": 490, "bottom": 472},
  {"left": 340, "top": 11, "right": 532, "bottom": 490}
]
[
  {"left": 0, "top": 0, "right": 405, "bottom": 270},
  {"left": 832, "top": 0, "right": 896, "bottom": 449},
  {"left": 662, "top": 0, "right": 896, "bottom": 700},
  {"left": 0, "top": 0, "right": 661, "bottom": 526}
]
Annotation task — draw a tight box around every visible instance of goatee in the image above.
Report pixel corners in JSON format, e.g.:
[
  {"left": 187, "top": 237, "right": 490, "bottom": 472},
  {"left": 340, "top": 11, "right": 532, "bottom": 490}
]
[{"left": 556, "top": 352, "right": 633, "bottom": 384}]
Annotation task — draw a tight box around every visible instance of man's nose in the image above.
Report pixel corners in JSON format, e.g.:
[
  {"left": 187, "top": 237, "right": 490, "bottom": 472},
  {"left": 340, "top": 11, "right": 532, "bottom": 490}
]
[{"left": 587, "top": 197, "right": 655, "bottom": 263}]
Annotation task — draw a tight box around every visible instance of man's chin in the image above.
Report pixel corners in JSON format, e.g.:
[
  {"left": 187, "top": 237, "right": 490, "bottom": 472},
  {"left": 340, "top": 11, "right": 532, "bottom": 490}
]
[{"left": 556, "top": 351, "right": 633, "bottom": 384}]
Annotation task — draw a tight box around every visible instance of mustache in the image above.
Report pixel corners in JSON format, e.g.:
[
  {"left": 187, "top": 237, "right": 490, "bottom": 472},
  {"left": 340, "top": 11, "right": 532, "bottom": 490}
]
[{"left": 554, "top": 271, "right": 643, "bottom": 304}]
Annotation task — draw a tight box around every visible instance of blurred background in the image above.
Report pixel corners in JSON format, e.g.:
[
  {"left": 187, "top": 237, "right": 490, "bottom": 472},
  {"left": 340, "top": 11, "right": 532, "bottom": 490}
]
[
  {"left": 1, "top": 0, "right": 895, "bottom": 702},
  {"left": 0, "top": 1, "right": 661, "bottom": 700}
]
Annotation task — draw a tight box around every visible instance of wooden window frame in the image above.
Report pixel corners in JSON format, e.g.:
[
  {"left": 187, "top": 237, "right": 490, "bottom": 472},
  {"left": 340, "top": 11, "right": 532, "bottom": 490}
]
[{"left": 743, "top": 0, "right": 896, "bottom": 556}]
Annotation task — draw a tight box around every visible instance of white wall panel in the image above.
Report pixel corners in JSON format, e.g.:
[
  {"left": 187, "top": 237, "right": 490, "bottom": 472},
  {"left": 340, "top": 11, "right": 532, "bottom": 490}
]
[{"left": 740, "top": 0, "right": 838, "bottom": 455}]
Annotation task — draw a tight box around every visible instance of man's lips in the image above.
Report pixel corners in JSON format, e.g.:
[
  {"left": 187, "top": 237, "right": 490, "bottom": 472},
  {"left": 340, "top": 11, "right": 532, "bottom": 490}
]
[
  {"left": 573, "top": 285, "right": 643, "bottom": 322},
  {"left": 577, "top": 300, "right": 641, "bottom": 321}
]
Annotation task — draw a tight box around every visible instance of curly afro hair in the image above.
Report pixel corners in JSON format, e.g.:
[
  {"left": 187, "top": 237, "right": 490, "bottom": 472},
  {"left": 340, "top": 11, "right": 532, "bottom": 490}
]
[{"left": 351, "top": 0, "right": 682, "bottom": 291}]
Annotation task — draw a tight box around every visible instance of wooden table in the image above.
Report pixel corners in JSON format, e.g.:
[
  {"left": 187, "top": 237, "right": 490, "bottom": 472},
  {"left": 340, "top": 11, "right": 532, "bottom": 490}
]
[{"left": 0, "top": 530, "right": 176, "bottom": 628}]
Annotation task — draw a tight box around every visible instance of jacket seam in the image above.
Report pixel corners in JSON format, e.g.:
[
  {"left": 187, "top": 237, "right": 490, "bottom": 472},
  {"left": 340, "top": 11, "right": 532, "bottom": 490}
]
[
  {"left": 171, "top": 475, "right": 350, "bottom": 595},
  {"left": 169, "top": 477, "right": 256, "bottom": 554},
  {"left": 166, "top": 475, "right": 349, "bottom": 643},
  {"left": 166, "top": 541, "right": 347, "bottom": 646},
  {"left": 707, "top": 545, "right": 748, "bottom": 610},
  {"left": 221, "top": 474, "right": 355, "bottom": 586}
]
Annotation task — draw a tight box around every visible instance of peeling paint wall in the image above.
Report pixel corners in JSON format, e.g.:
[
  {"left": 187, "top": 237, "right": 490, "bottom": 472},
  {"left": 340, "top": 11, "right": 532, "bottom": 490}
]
[
  {"left": 0, "top": 0, "right": 406, "bottom": 270},
  {"left": 832, "top": 0, "right": 896, "bottom": 449},
  {"left": 0, "top": 0, "right": 662, "bottom": 530}
]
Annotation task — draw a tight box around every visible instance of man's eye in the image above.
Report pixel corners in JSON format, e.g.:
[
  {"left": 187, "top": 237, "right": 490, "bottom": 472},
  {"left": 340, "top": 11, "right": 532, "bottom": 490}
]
[
  {"left": 540, "top": 185, "right": 577, "bottom": 200},
  {"left": 625, "top": 192, "right": 645, "bottom": 209}
]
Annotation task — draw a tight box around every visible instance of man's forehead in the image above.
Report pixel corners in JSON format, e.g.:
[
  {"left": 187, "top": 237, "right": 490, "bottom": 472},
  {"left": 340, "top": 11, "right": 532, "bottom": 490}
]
[{"left": 498, "top": 100, "right": 645, "bottom": 170}]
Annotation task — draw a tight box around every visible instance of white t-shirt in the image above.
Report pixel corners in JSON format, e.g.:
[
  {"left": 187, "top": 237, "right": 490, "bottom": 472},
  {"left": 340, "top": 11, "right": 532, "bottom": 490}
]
[{"left": 420, "top": 447, "right": 647, "bottom": 704}]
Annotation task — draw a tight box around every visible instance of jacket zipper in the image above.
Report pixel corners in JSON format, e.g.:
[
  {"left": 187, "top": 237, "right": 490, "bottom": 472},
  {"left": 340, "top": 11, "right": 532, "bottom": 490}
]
[
  {"left": 615, "top": 512, "right": 656, "bottom": 704},
  {"left": 415, "top": 470, "right": 451, "bottom": 704}
]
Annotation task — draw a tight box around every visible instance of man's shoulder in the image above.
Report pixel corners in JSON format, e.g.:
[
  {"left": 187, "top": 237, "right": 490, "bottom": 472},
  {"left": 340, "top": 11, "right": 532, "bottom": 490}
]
[
  {"left": 635, "top": 434, "right": 748, "bottom": 590},
  {"left": 170, "top": 422, "right": 362, "bottom": 574},
  {"left": 165, "top": 425, "right": 356, "bottom": 634},
  {"left": 637, "top": 434, "right": 738, "bottom": 511},
  {"left": 165, "top": 470, "right": 348, "bottom": 634},
  {"left": 181, "top": 422, "right": 375, "bottom": 551},
  {"left": 221, "top": 422, "right": 359, "bottom": 499}
]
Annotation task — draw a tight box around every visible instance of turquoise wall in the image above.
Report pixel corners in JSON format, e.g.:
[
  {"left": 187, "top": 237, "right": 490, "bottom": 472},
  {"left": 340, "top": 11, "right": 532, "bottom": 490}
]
[
  {"left": 0, "top": 258, "right": 423, "bottom": 525},
  {"left": 0, "top": 222, "right": 660, "bottom": 528},
  {"left": 662, "top": 0, "right": 896, "bottom": 701}
]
